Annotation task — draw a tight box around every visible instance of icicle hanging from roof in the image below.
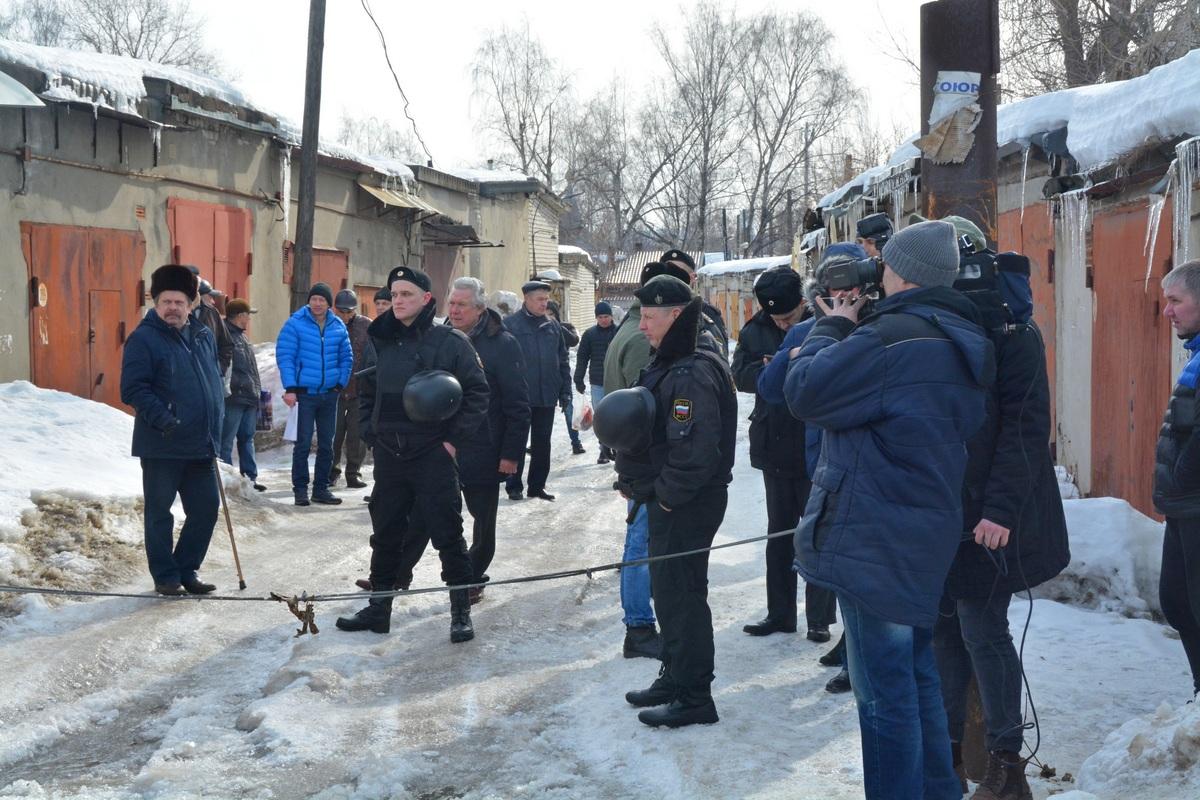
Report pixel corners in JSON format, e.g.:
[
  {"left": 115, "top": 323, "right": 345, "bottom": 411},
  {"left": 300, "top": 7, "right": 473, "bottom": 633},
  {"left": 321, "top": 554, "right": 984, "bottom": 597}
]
[
  {"left": 1144, "top": 165, "right": 1173, "bottom": 290},
  {"left": 1174, "top": 136, "right": 1200, "bottom": 267},
  {"left": 1058, "top": 188, "right": 1091, "bottom": 326},
  {"left": 279, "top": 146, "right": 292, "bottom": 237}
]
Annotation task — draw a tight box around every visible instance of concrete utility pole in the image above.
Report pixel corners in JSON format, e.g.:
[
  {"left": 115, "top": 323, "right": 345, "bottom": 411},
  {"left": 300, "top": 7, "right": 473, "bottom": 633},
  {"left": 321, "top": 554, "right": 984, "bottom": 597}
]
[
  {"left": 919, "top": 0, "right": 1000, "bottom": 245},
  {"left": 291, "top": 0, "right": 327, "bottom": 311}
]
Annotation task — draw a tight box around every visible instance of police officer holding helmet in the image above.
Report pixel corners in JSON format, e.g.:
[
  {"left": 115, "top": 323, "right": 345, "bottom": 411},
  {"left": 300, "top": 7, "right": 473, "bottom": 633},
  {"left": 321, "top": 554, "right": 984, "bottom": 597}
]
[
  {"left": 336, "top": 266, "right": 489, "bottom": 644},
  {"left": 596, "top": 274, "right": 737, "bottom": 728}
]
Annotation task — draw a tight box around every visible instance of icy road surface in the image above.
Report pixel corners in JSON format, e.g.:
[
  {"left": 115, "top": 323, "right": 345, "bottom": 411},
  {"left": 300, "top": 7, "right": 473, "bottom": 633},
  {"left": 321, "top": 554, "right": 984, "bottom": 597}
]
[{"left": 0, "top": 396, "right": 1193, "bottom": 799}]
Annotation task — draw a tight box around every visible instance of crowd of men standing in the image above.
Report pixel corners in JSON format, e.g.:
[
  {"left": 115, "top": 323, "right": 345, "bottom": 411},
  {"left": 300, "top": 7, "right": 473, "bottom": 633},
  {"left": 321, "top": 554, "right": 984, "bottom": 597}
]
[{"left": 117, "top": 220, "right": 1200, "bottom": 799}]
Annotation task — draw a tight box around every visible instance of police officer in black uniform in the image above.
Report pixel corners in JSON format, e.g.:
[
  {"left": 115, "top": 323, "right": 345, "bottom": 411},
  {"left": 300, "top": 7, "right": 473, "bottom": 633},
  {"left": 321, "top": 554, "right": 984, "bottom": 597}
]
[
  {"left": 661, "top": 249, "right": 730, "bottom": 359},
  {"left": 336, "top": 266, "right": 489, "bottom": 643},
  {"left": 603, "top": 274, "right": 737, "bottom": 728}
]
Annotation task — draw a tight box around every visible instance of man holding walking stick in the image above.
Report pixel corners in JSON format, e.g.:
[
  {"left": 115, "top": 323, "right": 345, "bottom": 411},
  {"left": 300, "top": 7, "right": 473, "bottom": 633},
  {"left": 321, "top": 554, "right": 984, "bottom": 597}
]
[{"left": 120, "top": 264, "right": 226, "bottom": 596}]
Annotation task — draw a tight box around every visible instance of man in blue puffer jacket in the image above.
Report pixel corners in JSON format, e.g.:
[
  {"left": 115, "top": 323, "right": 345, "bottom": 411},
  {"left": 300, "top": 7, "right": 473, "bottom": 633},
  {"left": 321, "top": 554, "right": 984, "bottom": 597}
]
[
  {"left": 121, "top": 264, "right": 225, "bottom": 596},
  {"left": 784, "top": 221, "right": 994, "bottom": 800},
  {"left": 276, "top": 282, "right": 353, "bottom": 506}
]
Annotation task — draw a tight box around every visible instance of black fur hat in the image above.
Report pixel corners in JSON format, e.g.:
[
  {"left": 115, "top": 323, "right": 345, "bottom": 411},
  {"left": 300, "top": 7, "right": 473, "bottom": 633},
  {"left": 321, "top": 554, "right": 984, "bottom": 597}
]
[{"left": 150, "top": 264, "right": 198, "bottom": 301}]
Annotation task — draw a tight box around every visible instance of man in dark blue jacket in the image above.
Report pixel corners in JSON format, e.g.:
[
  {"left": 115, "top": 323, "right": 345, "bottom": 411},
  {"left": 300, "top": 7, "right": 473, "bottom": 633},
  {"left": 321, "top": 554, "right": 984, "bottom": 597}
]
[
  {"left": 785, "top": 221, "right": 993, "bottom": 800},
  {"left": 275, "top": 282, "right": 353, "bottom": 506},
  {"left": 120, "top": 264, "right": 225, "bottom": 596},
  {"left": 504, "top": 281, "right": 571, "bottom": 501},
  {"left": 219, "top": 298, "right": 265, "bottom": 491},
  {"left": 575, "top": 302, "right": 618, "bottom": 464},
  {"left": 1156, "top": 259, "right": 1200, "bottom": 703}
]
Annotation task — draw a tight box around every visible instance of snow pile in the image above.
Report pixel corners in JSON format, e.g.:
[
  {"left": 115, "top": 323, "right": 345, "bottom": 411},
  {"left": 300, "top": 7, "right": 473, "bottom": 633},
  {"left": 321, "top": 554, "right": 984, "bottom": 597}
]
[
  {"left": 440, "top": 165, "right": 535, "bottom": 184},
  {"left": 697, "top": 255, "right": 793, "bottom": 277},
  {"left": 558, "top": 244, "right": 591, "bottom": 259},
  {"left": 1077, "top": 700, "right": 1200, "bottom": 799},
  {"left": 1036, "top": 498, "right": 1164, "bottom": 617},
  {"left": 1057, "top": 465, "right": 1082, "bottom": 499}
]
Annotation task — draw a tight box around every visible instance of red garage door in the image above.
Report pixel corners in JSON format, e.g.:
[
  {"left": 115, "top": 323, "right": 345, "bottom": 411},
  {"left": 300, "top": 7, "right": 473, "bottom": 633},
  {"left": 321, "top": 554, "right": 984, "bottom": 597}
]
[{"left": 167, "top": 198, "right": 253, "bottom": 300}]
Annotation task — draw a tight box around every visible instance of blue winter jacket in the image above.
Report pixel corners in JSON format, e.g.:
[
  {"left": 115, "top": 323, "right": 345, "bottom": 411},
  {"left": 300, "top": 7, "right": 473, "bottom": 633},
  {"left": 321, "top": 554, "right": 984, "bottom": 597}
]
[
  {"left": 784, "top": 286, "right": 994, "bottom": 629},
  {"left": 275, "top": 306, "right": 352, "bottom": 394},
  {"left": 757, "top": 317, "right": 822, "bottom": 476},
  {"left": 120, "top": 310, "right": 224, "bottom": 460},
  {"left": 503, "top": 307, "right": 571, "bottom": 408}
]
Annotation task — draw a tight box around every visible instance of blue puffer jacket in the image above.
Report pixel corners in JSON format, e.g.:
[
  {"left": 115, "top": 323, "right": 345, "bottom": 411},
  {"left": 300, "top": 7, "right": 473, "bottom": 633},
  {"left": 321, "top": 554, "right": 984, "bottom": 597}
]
[
  {"left": 784, "top": 287, "right": 994, "bottom": 629},
  {"left": 120, "top": 310, "right": 224, "bottom": 460},
  {"left": 757, "top": 316, "right": 822, "bottom": 476},
  {"left": 275, "top": 306, "right": 352, "bottom": 394}
]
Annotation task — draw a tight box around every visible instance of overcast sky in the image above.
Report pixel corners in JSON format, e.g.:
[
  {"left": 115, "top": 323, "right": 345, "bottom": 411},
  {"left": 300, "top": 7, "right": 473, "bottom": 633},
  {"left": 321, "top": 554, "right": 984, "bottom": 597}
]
[{"left": 199, "top": 0, "right": 926, "bottom": 170}]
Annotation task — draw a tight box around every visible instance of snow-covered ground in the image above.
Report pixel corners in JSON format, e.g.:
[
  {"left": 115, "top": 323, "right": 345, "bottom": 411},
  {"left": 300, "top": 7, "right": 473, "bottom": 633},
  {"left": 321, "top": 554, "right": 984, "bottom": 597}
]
[{"left": 0, "top": 383, "right": 1197, "bottom": 799}]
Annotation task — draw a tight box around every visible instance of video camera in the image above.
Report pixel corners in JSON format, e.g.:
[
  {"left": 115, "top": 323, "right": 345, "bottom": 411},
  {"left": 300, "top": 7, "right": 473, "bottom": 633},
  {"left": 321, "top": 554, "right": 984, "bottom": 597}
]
[{"left": 824, "top": 257, "right": 884, "bottom": 295}]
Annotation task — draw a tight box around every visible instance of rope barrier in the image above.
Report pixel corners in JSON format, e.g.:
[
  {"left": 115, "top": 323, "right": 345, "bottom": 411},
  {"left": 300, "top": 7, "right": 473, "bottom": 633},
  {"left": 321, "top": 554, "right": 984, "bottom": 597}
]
[{"left": 0, "top": 529, "right": 798, "bottom": 636}]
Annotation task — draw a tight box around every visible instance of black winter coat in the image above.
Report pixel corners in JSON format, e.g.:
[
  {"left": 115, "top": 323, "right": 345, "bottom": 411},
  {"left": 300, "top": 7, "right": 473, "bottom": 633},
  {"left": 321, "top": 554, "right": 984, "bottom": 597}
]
[
  {"left": 702, "top": 301, "right": 729, "bottom": 359},
  {"left": 121, "top": 310, "right": 224, "bottom": 460},
  {"left": 731, "top": 309, "right": 808, "bottom": 477},
  {"left": 358, "top": 299, "right": 489, "bottom": 458},
  {"left": 574, "top": 323, "right": 618, "bottom": 389},
  {"left": 945, "top": 318, "right": 1070, "bottom": 599},
  {"left": 1154, "top": 336, "right": 1200, "bottom": 517},
  {"left": 194, "top": 302, "right": 234, "bottom": 375},
  {"left": 455, "top": 309, "right": 532, "bottom": 486},
  {"left": 504, "top": 307, "right": 572, "bottom": 408},
  {"left": 615, "top": 298, "right": 737, "bottom": 509},
  {"left": 224, "top": 319, "right": 261, "bottom": 409}
]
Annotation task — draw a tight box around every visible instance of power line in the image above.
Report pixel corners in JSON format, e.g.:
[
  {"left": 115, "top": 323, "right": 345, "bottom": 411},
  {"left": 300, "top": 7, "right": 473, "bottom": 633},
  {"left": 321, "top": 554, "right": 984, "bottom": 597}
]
[{"left": 359, "top": 0, "right": 434, "bottom": 164}]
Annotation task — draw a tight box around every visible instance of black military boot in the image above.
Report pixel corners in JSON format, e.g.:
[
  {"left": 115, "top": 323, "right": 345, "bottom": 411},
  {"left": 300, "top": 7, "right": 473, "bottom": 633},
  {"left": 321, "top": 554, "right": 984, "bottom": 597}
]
[
  {"left": 625, "top": 668, "right": 676, "bottom": 707},
  {"left": 972, "top": 751, "right": 1033, "bottom": 800},
  {"left": 623, "top": 625, "right": 662, "bottom": 659},
  {"left": 335, "top": 598, "right": 391, "bottom": 634},
  {"left": 825, "top": 666, "right": 852, "bottom": 693},
  {"left": 449, "top": 589, "right": 475, "bottom": 643},
  {"left": 637, "top": 693, "right": 719, "bottom": 728}
]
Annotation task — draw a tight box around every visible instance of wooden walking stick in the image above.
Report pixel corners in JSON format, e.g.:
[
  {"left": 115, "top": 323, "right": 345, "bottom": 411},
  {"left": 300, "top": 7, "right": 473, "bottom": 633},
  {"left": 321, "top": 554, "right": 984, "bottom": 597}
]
[{"left": 214, "top": 460, "right": 247, "bottom": 590}]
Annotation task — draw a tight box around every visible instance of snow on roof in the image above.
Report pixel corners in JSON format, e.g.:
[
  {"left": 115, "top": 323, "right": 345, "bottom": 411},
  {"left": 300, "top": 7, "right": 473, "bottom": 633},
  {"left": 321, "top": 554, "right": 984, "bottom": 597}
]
[
  {"left": 819, "top": 47, "right": 1200, "bottom": 209},
  {"left": 0, "top": 39, "right": 413, "bottom": 181},
  {"left": 557, "top": 244, "right": 591, "bottom": 258},
  {"left": 818, "top": 135, "right": 919, "bottom": 208},
  {"left": 440, "top": 165, "right": 535, "bottom": 184},
  {"left": 696, "top": 255, "right": 792, "bottom": 277}
]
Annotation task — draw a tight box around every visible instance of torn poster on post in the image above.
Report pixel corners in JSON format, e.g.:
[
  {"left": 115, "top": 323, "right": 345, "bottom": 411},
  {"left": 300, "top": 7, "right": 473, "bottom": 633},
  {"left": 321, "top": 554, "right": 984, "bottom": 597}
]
[{"left": 916, "top": 70, "right": 983, "bottom": 164}]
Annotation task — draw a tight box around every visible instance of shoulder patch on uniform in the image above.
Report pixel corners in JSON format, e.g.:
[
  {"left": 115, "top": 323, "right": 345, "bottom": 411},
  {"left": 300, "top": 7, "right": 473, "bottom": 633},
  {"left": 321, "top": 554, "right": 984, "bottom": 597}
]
[{"left": 672, "top": 398, "right": 692, "bottom": 422}]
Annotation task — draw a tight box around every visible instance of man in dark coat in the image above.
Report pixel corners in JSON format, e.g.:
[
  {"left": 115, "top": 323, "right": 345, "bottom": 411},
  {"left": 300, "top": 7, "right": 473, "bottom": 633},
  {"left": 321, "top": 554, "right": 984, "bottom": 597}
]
[
  {"left": 617, "top": 275, "right": 737, "bottom": 728},
  {"left": 219, "top": 298, "right": 265, "bottom": 491},
  {"left": 336, "top": 266, "right": 489, "bottom": 643},
  {"left": 331, "top": 289, "right": 372, "bottom": 489},
  {"left": 120, "top": 264, "right": 225, "bottom": 596},
  {"left": 190, "top": 274, "right": 234, "bottom": 376},
  {"left": 731, "top": 267, "right": 837, "bottom": 642},
  {"left": 548, "top": 299, "right": 586, "bottom": 456},
  {"left": 504, "top": 281, "right": 572, "bottom": 501},
  {"left": 446, "top": 277, "right": 531, "bottom": 602},
  {"left": 932, "top": 219, "right": 1069, "bottom": 800},
  {"left": 785, "top": 221, "right": 993, "bottom": 799},
  {"left": 1156, "top": 259, "right": 1200, "bottom": 703},
  {"left": 661, "top": 249, "right": 729, "bottom": 359},
  {"left": 575, "top": 302, "right": 619, "bottom": 463}
]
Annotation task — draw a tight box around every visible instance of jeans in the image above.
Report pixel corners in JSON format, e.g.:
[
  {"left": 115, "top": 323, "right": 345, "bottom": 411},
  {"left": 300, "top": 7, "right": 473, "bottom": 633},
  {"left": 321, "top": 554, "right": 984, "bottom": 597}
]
[
  {"left": 291, "top": 391, "right": 339, "bottom": 494},
  {"left": 562, "top": 401, "right": 582, "bottom": 446},
  {"left": 141, "top": 458, "right": 219, "bottom": 585},
  {"left": 1161, "top": 517, "right": 1200, "bottom": 694},
  {"left": 621, "top": 500, "right": 654, "bottom": 627},
  {"left": 219, "top": 403, "right": 258, "bottom": 480},
  {"left": 590, "top": 385, "right": 605, "bottom": 408},
  {"left": 507, "top": 405, "right": 556, "bottom": 494},
  {"left": 933, "top": 593, "right": 1025, "bottom": 753},
  {"left": 840, "top": 595, "right": 961, "bottom": 800}
]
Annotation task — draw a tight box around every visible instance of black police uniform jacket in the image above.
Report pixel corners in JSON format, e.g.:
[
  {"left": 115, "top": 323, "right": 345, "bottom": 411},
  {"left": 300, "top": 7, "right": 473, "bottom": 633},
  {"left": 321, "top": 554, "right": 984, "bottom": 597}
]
[
  {"left": 701, "top": 301, "right": 729, "bottom": 360},
  {"left": 455, "top": 308, "right": 532, "bottom": 486},
  {"left": 946, "top": 295, "right": 1069, "bottom": 600},
  {"left": 732, "top": 308, "right": 809, "bottom": 478},
  {"left": 358, "top": 298, "right": 489, "bottom": 458},
  {"left": 615, "top": 297, "right": 737, "bottom": 509}
]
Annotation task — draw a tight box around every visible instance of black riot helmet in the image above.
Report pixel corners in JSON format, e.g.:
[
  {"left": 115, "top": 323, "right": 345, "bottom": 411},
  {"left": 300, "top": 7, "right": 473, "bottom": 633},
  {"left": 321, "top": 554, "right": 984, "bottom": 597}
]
[
  {"left": 593, "top": 387, "right": 657, "bottom": 454},
  {"left": 402, "top": 370, "right": 463, "bottom": 423}
]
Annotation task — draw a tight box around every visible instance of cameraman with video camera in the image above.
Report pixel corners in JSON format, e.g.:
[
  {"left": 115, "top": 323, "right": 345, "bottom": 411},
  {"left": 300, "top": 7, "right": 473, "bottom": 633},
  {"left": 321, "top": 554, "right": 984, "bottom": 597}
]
[
  {"left": 784, "top": 220, "right": 994, "bottom": 800},
  {"left": 930, "top": 216, "right": 1069, "bottom": 800}
]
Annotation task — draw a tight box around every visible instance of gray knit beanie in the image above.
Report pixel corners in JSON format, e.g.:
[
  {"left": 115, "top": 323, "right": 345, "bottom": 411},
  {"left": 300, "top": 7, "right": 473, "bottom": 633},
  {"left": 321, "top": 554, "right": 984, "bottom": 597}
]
[{"left": 881, "top": 220, "right": 960, "bottom": 288}]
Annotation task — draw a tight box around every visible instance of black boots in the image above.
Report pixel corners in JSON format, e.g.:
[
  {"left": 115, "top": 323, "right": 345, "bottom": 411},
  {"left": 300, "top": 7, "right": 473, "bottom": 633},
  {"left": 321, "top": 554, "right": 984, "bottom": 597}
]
[
  {"left": 623, "top": 625, "right": 662, "bottom": 659},
  {"left": 449, "top": 588, "right": 475, "bottom": 643},
  {"left": 528, "top": 488, "right": 556, "bottom": 501},
  {"left": 806, "top": 626, "right": 831, "bottom": 643},
  {"left": 571, "top": 441, "right": 586, "bottom": 455},
  {"left": 825, "top": 666, "right": 852, "bottom": 693},
  {"left": 637, "top": 697, "right": 719, "bottom": 728},
  {"left": 335, "top": 599, "right": 392, "bottom": 633},
  {"left": 742, "top": 617, "right": 797, "bottom": 636},
  {"left": 625, "top": 673, "right": 676, "bottom": 708},
  {"left": 973, "top": 751, "right": 1033, "bottom": 800}
]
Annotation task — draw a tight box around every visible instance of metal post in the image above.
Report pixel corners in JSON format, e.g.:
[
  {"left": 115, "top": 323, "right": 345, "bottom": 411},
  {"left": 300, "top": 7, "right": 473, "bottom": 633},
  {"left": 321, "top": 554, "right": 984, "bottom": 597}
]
[
  {"left": 722, "top": 208, "right": 730, "bottom": 261},
  {"left": 919, "top": 0, "right": 1000, "bottom": 245},
  {"left": 786, "top": 189, "right": 795, "bottom": 255},
  {"left": 291, "top": 0, "right": 326, "bottom": 311}
]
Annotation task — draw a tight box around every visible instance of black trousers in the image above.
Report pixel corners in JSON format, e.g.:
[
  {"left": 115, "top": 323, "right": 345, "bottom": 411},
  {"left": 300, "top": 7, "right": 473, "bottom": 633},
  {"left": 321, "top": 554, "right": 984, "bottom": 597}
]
[
  {"left": 506, "top": 405, "right": 556, "bottom": 494},
  {"left": 368, "top": 443, "right": 472, "bottom": 590},
  {"left": 1161, "top": 516, "right": 1200, "bottom": 693},
  {"left": 762, "top": 472, "right": 836, "bottom": 630},
  {"left": 332, "top": 392, "right": 366, "bottom": 479},
  {"left": 648, "top": 486, "right": 728, "bottom": 702},
  {"left": 465, "top": 483, "right": 501, "bottom": 581}
]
